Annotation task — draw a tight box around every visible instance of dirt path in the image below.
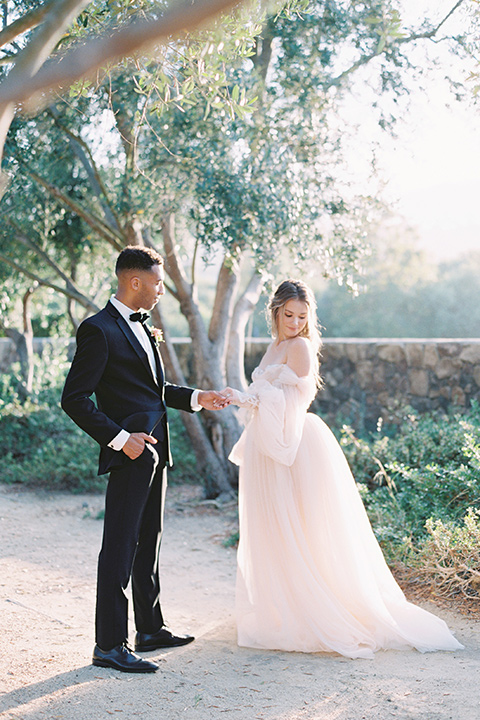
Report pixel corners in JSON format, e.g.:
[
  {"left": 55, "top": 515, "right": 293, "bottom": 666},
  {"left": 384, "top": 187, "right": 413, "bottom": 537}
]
[{"left": 0, "top": 484, "right": 479, "bottom": 720}]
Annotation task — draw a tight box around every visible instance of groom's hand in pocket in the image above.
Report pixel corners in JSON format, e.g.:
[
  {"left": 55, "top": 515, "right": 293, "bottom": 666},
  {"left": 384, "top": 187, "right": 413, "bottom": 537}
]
[{"left": 122, "top": 432, "right": 157, "bottom": 460}]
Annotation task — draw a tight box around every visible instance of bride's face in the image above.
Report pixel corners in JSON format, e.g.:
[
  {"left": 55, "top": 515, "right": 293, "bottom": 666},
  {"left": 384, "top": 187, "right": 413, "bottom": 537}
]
[{"left": 277, "top": 299, "right": 308, "bottom": 341}]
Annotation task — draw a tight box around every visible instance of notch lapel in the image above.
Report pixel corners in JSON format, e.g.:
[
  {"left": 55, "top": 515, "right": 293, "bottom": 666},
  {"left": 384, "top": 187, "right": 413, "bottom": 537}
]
[{"left": 106, "top": 301, "right": 156, "bottom": 383}]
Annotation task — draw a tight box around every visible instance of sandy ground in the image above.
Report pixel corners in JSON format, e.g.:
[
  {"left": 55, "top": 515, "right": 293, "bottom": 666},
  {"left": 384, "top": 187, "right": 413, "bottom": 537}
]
[{"left": 0, "top": 483, "right": 479, "bottom": 720}]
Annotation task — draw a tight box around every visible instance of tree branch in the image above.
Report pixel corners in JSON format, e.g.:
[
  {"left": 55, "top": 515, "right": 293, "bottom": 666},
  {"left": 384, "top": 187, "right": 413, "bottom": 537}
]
[
  {"left": 208, "top": 250, "right": 241, "bottom": 348},
  {"left": 226, "top": 268, "right": 265, "bottom": 389},
  {"left": 6, "top": 222, "right": 95, "bottom": 303},
  {"left": 397, "top": 0, "right": 466, "bottom": 45},
  {"left": 151, "top": 281, "right": 235, "bottom": 500},
  {"left": 0, "top": 0, "right": 91, "bottom": 165},
  {"left": 159, "top": 213, "right": 213, "bottom": 384},
  {"left": 28, "top": 170, "right": 125, "bottom": 249},
  {"left": 329, "top": 0, "right": 467, "bottom": 88},
  {"left": 160, "top": 213, "right": 194, "bottom": 299},
  {"left": 252, "top": 15, "right": 274, "bottom": 102},
  {"left": 0, "top": 0, "right": 58, "bottom": 50},
  {"left": 0, "top": 0, "right": 247, "bottom": 109},
  {"left": 47, "top": 105, "right": 123, "bottom": 233},
  {"left": 0, "top": 252, "right": 100, "bottom": 313}
]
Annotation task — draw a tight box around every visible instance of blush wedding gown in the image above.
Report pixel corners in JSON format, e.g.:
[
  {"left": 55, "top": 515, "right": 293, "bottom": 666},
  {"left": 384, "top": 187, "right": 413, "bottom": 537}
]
[{"left": 228, "top": 363, "right": 463, "bottom": 659}]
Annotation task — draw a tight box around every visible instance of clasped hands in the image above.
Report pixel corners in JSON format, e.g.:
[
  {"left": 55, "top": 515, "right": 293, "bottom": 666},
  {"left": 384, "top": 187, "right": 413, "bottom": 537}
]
[
  {"left": 201, "top": 388, "right": 247, "bottom": 407},
  {"left": 197, "top": 389, "right": 231, "bottom": 411},
  {"left": 122, "top": 389, "right": 232, "bottom": 460}
]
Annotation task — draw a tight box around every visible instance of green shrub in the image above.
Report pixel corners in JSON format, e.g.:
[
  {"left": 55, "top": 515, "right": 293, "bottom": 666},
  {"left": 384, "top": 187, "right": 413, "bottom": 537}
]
[
  {"left": 0, "top": 349, "right": 101, "bottom": 491},
  {"left": 406, "top": 509, "right": 480, "bottom": 599},
  {"left": 0, "top": 350, "right": 198, "bottom": 492},
  {"left": 0, "top": 390, "right": 102, "bottom": 492},
  {"left": 336, "top": 402, "right": 480, "bottom": 595}
]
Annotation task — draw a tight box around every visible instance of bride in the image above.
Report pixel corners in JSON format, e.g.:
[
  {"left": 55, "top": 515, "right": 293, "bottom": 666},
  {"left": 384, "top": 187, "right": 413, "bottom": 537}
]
[{"left": 223, "top": 279, "right": 463, "bottom": 659}]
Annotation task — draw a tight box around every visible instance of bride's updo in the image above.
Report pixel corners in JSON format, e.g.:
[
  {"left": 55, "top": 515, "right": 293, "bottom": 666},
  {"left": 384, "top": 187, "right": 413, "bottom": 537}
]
[{"left": 268, "top": 279, "right": 323, "bottom": 379}]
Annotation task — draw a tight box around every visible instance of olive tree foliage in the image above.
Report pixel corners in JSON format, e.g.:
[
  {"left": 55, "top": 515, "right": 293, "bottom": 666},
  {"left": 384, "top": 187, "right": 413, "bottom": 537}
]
[
  {"left": 1, "top": 0, "right": 475, "bottom": 497},
  {"left": 0, "top": 0, "right": 265, "bottom": 167}
]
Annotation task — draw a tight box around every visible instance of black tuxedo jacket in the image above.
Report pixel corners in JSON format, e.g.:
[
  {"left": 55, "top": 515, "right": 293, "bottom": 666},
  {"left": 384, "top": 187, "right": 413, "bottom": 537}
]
[{"left": 61, "top": 301, "right": 194, "bottom": 474}]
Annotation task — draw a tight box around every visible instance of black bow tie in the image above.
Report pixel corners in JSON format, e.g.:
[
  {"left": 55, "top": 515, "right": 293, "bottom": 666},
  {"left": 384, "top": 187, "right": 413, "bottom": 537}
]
[{"left": 130, "top": 312, "right": 149, "bottom": 323}]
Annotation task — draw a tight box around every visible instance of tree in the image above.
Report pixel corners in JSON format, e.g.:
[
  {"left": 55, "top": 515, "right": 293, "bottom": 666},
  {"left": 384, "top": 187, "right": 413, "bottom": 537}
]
[
  {"left": 0, "top": 276, "right": 37, "bottom": 398},
  {"left": 1, "top": 0, "right": 475, "bottom": 497},
  {"left": 0, "top": 0, "right": 266, "bottom": 168}
]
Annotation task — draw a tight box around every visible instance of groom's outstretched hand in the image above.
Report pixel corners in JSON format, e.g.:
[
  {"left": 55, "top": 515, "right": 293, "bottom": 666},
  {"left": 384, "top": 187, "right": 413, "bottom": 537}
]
[
  {"left": 122, "top": 432, "right": 157, "bottom": 459},
  {"left": 198, "top": 390, "right": 231, "bottom": 411}
]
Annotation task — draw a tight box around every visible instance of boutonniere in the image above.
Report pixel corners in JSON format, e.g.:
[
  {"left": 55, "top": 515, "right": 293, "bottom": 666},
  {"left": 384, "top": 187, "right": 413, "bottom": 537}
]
[{"left": 149, "top": 327, "right": 164, "bottom": 347}]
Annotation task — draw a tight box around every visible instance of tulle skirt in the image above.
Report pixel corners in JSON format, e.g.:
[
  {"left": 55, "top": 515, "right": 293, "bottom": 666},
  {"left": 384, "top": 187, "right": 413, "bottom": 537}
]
[{"left": 235, "top": 413, "right": 463, "bottom": 659}]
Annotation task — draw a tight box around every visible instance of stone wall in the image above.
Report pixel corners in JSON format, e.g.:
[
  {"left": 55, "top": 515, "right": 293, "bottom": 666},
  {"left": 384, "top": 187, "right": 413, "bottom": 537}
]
[
  {"left": 239, "top": 338, "right": 480, "bottom": 430},
  {"left": 313, "top": 339, "right": 480, "bottom": 430},
  {"left": 2, "top": 337, "right": 480, "bottom": 431}
]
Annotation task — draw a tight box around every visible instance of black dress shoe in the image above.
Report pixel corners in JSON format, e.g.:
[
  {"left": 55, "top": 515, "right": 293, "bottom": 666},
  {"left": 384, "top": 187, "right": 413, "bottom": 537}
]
[
  {"left": 92, "top": 642, "right": 159, "bottom": 673},
  {"left": 135, "top": 626, "right": 195, "bottom": 651}
]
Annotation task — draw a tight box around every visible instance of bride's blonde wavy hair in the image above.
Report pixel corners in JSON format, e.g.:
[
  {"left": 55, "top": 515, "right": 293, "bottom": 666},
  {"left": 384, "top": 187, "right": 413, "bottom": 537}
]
[{"left": 268, "top": 279, "right": 323, "bottom": 386}]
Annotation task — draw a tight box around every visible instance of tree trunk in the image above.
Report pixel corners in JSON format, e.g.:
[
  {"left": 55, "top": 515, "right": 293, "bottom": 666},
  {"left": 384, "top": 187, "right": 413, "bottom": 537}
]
[
  {"left": 151, "top": 301, "right": 235, "bottom": 501},
  {"left": 2, "top": 285, "right": 36, "bottom": 400},
  {"left": 151, "top": 214, "right": 247, "bottom": 496},
  {"left": 226, "top": 269, "right": 265, "bottom": 390}
]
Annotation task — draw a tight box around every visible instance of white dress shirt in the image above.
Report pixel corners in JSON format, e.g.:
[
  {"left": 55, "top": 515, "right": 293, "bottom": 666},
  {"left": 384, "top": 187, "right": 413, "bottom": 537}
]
[{"left": 107, "top": 296, "right": 201, "bottom": 451}]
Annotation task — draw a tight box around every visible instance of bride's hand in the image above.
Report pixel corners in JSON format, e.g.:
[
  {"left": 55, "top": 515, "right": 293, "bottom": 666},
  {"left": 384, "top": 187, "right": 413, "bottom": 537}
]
[
  {"left": 221, "top": 387, "right": 258, "bottom": 408},
  {"left": 221, "top": 387, "right": 234, "bottom": 399},
  {"left": 220, "top": 387, "right": 240, "bottom": 404}
]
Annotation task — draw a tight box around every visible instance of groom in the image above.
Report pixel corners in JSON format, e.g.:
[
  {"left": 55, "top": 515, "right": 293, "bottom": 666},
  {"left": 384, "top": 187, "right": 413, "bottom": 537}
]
[{"left": 61, "top": 245, "right": 228, "bottom": 673}]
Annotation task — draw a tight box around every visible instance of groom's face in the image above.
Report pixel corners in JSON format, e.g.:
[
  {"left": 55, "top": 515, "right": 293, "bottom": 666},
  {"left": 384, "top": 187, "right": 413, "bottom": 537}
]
[{"left": 136, "top": 264, "right": 165, "bottom": 311}]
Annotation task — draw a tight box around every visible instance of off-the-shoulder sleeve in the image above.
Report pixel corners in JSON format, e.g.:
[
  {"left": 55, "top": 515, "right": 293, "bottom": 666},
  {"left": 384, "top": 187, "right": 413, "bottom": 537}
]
[{"left": 229, "top": 366, "right": 315, "bottom": 467}]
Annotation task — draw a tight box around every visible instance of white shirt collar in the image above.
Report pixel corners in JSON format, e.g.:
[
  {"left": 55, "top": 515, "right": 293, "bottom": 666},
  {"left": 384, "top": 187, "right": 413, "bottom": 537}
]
[
  {"left": 110, "top": 295, "right": 138, "bottom": 323},
  {"left": 110, "top": 296, "right": 158, "bottom": 382}
]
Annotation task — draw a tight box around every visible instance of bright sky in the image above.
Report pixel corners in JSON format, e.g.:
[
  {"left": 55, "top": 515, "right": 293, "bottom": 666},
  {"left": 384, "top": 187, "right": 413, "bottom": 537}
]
[
  {"left": 377, "top": 79, "right": 480, "bottom": 262},
  {"left": 340, "top": 0, "right": 480, "bottom": 262}
]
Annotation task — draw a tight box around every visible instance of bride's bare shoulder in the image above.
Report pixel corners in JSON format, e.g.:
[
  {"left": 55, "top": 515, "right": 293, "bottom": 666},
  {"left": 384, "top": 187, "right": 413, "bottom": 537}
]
[
  {"left": 258, "top": 341, "right": 279, "bottom": 368},
  {"left": 285, "top": 337, "right": 312, "bottom": 377}
]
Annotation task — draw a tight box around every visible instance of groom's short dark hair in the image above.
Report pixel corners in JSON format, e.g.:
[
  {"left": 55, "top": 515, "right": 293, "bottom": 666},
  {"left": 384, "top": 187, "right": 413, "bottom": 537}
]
[{"left": 115, "top": 246, "right": 164, "bottom": 275}]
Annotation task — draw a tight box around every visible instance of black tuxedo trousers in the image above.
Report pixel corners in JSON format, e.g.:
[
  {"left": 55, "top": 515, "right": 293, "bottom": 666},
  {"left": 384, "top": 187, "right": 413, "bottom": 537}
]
[
  {"left": 61, "top": 301, "right": 195, "bottom": 649},
  {"left": 96, "top": 444, "right": 166, "bottom": 649}
]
